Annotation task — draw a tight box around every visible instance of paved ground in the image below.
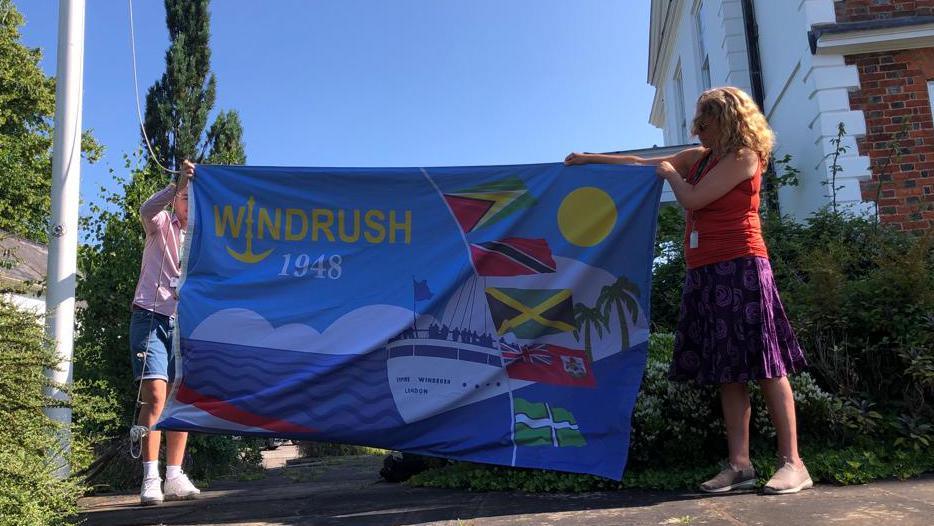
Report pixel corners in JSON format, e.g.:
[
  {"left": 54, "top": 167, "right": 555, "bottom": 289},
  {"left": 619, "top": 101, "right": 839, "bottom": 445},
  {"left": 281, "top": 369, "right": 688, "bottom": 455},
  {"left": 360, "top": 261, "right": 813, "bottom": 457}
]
[
  {"left": 79, "top": 448, "right": 934, "bottom": 526},
  {"left": 261, "top": 443, "right": 302, "bottom": 470}
]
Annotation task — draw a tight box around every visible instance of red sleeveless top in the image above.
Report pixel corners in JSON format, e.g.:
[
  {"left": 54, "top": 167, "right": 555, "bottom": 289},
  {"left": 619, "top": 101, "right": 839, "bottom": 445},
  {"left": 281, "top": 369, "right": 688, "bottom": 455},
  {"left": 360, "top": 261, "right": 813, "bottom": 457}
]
[{"left": 683, "top": 152, "right": 769, "bottom": 269}]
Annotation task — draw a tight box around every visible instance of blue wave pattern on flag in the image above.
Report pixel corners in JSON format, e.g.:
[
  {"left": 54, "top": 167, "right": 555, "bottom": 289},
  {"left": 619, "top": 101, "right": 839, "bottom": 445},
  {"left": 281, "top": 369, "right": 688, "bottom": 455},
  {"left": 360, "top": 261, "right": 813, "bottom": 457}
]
[
  {"left": 159, "top": 162, "right": 663, "bottom": 480},
  {"left": 179, "top": 339, "right": 403, "bottom": 436}
]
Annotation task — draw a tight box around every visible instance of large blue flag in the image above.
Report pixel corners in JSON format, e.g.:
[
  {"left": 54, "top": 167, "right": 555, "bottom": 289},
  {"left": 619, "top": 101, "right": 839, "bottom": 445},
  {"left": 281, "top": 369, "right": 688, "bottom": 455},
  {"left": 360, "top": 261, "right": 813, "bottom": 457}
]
[{"left": 159, "top": 163, "right": 662, "bottom": 479}]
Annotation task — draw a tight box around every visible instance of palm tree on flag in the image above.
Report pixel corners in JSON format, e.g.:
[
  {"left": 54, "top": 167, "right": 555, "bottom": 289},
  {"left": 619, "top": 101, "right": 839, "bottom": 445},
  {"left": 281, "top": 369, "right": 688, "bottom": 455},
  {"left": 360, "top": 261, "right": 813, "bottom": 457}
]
[
  {"left": 597, "top": 276, "right": 641, "bottom": 351},
  {"left": 573, "top": 303, "right": 608, "bottom": 362}
]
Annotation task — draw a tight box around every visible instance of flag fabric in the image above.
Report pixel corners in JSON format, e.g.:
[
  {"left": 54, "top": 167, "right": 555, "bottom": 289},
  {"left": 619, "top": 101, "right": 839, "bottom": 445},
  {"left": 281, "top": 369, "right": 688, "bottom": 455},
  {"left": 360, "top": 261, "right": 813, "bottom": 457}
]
[
  {"left": 158, "top": 162, "right": 662, "bottom": 480},
  {"left": 470, "top": 237, "right": 556, "bottom": 276},
  {"left": 501, "top": 343, "right": 596, "bottom": 387},
  {"left": 485, "top": 287, "right": 576, "bottom": 338},
  {"left": 413, "top": 279, "right": 433, "bottom": 301}
]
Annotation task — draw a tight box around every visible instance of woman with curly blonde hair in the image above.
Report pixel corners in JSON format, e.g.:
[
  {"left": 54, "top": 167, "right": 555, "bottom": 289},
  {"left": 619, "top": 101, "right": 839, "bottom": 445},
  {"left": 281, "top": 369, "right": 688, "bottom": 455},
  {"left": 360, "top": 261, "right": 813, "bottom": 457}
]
[{"left": 566, "top": 86, "right": 810, "bottom": 494}]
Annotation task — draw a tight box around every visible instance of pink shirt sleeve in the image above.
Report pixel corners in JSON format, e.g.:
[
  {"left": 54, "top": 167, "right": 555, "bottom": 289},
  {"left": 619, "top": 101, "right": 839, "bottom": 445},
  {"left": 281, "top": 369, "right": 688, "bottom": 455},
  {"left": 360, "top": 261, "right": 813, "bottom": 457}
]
[{"left": 139, "top": 184, "right": 177, "bottom": 235}]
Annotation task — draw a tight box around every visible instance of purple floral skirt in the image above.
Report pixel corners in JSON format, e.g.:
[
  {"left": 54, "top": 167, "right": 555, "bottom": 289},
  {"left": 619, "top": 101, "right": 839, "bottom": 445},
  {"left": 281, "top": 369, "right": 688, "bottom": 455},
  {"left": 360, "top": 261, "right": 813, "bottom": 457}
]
[{"left": 668, "top": 256, "right": 807, "bottom": 385}]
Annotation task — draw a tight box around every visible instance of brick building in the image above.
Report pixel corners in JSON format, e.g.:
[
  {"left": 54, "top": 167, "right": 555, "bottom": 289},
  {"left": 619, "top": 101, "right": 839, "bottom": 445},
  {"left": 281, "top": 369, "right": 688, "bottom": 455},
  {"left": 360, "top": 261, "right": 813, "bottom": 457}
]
[{"left": 648, "top": 0, "right": 933, "bottom": 230}]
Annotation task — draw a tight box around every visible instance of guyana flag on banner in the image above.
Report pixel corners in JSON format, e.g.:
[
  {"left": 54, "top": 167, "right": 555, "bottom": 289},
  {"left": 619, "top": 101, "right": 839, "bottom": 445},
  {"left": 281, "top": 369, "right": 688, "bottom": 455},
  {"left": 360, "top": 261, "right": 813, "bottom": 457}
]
[
  {"left": 443, "top": 178, "right": 535, "bottom": 233},
  {"left": 513, "top": 398, "right": 586, "bottom": 447},
  {"left": 485, "top": 287, "right": 576, "bottom": 339}
]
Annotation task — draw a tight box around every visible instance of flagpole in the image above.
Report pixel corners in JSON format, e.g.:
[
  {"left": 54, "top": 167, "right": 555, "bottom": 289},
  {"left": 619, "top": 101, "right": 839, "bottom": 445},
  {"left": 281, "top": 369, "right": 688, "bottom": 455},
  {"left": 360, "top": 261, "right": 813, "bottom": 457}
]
[
  {"left": 45, "top": 0, "right": 86, "bottom": 478},
  {"left": 411, "top": 275, "right": 416, "bottom": 336}
]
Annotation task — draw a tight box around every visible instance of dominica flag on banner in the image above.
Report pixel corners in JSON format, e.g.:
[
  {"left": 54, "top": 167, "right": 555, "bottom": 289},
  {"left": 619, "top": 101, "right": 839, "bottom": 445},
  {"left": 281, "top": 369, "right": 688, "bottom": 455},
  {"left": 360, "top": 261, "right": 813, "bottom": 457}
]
[
  {"left": 513, "top": 398, "right": 586, "bottom": 447},
  {"left": 159, "top": 162, "right": 662, "bottom": 479}
]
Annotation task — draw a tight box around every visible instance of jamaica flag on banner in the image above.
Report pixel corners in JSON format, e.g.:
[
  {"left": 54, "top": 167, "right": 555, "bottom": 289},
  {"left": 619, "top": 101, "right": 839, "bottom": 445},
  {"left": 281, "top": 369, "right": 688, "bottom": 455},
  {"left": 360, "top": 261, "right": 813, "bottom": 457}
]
[
  {"left": 485, "top": 287, "right": 575, "bottom": 339},
  {"left": 513, "top": 398, "right": 586, "bottom": 447}
]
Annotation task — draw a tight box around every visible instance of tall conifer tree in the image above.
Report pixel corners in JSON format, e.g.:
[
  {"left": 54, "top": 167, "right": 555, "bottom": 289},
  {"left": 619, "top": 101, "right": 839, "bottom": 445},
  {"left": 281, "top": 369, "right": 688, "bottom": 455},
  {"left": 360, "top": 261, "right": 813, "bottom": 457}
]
[{"left": 141, "top": 0, "right": 245, "bottom": 175}]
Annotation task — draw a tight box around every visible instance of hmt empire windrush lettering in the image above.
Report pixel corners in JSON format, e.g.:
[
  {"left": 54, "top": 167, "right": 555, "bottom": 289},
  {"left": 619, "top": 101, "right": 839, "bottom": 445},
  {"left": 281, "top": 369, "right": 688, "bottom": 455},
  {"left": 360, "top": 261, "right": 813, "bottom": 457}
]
[{"left": 214, "top": 196, "right": 413, "bottom": 246}]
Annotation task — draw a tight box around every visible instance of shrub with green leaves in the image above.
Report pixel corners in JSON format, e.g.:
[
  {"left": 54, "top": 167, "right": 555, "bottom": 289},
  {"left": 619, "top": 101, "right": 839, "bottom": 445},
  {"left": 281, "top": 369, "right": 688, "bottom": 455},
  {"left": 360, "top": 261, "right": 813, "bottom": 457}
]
[
  {"left": 630, "top": 336, "right": 837, "bottom": 469},
  {"left": 764, "top": 210, "right": 933, "bottom": 438},
  {"left": 409, "top": 313, "right": 934, "bottom": 492},
  {"left": 0, "top": 300, "right": 85, "bottom": 525},
  {"left": 652, "top": 208, "right": 933, "bottom": 446}
]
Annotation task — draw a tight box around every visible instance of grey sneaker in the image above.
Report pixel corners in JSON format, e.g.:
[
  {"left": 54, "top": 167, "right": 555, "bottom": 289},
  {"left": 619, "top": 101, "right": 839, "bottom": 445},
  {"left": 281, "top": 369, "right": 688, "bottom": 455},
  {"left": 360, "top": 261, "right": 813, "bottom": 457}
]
[
  {"left": 764, "top": 461, "right": 813, "bottom": 494},
  {"left": 699, "top": 464, "right": 757, "bottom": 493}
]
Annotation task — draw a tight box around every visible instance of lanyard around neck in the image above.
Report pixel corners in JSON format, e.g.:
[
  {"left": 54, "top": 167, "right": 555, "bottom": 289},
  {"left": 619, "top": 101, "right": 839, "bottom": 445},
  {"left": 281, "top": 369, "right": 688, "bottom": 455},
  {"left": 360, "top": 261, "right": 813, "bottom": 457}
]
[{"left": 689, "top": 152, "right": 714, "bottom": 185}]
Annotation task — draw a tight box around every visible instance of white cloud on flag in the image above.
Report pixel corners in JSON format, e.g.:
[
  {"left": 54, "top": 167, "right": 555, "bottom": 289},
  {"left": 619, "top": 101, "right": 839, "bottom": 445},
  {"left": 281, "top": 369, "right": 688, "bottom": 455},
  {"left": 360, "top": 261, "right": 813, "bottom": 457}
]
[{"left": 190, "top": 305, "right": 413, "bottom": 354}]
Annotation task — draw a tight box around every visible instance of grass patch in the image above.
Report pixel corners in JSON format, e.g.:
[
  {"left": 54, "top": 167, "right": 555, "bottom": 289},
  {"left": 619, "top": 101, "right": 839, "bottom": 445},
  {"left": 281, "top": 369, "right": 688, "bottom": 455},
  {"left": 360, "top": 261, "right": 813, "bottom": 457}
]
[{"left": 297, "top": 441, "right": 387, "bottom": 458}]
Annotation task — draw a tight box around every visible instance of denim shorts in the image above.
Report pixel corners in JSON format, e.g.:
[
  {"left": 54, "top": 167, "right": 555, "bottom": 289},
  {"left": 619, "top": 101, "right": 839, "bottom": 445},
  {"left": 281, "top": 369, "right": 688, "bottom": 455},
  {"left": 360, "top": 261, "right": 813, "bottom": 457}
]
[{"left": 129, "top": 307, "right": 176, "bottom": 382}]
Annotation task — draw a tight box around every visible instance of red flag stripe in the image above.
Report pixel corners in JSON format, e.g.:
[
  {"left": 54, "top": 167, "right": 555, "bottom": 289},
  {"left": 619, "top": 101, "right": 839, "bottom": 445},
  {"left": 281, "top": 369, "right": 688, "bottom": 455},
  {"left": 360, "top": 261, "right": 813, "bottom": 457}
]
[
  {"left": 175, "top": 383, "right": 316, "bottom": 434},
  {"left": 443, "top": 195, "right": 493, "bottom": 233}
]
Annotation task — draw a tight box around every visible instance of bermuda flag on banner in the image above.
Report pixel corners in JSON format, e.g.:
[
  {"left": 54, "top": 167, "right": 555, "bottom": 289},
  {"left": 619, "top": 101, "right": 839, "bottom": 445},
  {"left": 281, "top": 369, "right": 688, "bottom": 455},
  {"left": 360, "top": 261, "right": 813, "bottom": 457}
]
[
  {"left": 159, "top": 161, "right": 662, "bottom": 480},
  {"left": 501, "top": 343, "right": 596, "bottom": 387}
]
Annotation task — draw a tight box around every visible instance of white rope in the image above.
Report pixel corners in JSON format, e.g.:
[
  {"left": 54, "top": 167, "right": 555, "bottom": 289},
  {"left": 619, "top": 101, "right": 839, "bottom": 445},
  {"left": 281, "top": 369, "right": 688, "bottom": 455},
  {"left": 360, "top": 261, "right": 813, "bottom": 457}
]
[{"left": 128, "top": 0, "right": 179, "bottom": 176}]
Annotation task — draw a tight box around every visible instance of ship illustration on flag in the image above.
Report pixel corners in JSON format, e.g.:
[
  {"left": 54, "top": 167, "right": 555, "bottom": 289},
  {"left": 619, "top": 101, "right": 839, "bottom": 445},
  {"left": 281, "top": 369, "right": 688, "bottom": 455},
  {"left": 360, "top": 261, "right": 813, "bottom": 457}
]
[
  {"left": 513, "top": 398, "right": 586, "bottom": 447},
  {"left": 387, "top": 173, "right": 604, "bottom": 425}
]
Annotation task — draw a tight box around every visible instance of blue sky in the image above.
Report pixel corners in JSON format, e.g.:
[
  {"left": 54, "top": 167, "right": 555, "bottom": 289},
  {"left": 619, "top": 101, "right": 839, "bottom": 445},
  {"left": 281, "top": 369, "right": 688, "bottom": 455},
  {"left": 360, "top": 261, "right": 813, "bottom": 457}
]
[{"left": 18, "top": 1, "right": 662, "bottom": 217}]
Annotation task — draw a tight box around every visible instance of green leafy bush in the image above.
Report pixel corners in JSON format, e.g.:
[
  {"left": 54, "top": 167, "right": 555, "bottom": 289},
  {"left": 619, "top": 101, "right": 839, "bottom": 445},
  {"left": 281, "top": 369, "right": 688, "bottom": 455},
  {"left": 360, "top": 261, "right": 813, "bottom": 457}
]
[
  {"left": 652, "top": 208, "right": 933, "bottom": 447},
  {"left": 409, "top": 321, "right": 934, "bottom": 492},
  {"left": 630, "top": 336, "right": 837, "bottom": 469},
  {"left": 186, "top": 435, "right": 265, "bottom": 483},
  {"left": 0, "top": 300, "right": 86, "bottom": 525},
  {"left": 651, "top": 205, "right": 686, "bottom": 332},
  {"left": 763, "top": 211, "right": 933, "bottom": 437},
  {"left": 410, "top": 443, "right": 934, "bottom": 492}
]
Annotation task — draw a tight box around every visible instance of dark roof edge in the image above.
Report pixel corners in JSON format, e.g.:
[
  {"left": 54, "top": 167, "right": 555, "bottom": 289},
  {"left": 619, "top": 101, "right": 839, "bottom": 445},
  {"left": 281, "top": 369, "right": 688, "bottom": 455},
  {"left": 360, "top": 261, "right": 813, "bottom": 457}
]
[
  {"left": 0, "top": 229, "right": 48, "bottom": 250},
  {"left": 809, "top": 16, "right": 934, "bottom": 54},
  {"left": 606, "top": 143, "right": 697, "bottom": 156}
]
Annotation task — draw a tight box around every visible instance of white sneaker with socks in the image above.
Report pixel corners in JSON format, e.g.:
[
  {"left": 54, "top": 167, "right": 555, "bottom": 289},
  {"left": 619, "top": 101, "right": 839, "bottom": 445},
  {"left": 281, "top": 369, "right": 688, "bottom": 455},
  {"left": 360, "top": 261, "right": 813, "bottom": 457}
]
[
  {"left": 139, "top": 477, "right": 163, "bottom": 505},
  {"left": 164, "top": 470, "right": 201, "bottom": 501}
]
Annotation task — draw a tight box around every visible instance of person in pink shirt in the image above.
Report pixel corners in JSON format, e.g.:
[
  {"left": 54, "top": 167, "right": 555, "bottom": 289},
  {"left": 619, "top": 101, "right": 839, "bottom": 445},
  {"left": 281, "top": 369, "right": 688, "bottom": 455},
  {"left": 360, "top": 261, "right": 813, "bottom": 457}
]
[{"left": 130, "top": 160, "right": 200, "bottom": 505}]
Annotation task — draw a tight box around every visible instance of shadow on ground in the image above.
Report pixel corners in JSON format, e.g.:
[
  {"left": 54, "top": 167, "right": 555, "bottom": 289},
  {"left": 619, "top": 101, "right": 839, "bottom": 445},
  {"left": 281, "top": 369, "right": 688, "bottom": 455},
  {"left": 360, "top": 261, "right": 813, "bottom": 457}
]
[{"left": 79, "top": 454, "right": 934, "bottom": 526}]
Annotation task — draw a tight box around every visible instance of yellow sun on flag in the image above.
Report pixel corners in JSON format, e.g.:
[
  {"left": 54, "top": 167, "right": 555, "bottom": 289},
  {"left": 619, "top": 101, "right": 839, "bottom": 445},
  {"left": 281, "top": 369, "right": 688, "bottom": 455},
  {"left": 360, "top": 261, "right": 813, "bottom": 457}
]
[{"left": 557, "top": 187, "right": 618, "bottom": 247}]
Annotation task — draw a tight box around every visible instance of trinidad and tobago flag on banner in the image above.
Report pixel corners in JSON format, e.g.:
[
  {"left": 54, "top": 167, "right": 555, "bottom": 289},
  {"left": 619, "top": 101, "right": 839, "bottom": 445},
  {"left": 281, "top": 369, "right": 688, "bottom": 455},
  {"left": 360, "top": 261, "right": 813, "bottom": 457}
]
[
  {"left": 470, "top": 237, "right": 557, "bottom": 276},
  {"left": 501, "top": 343, "right": 596, "bottom": 388}
]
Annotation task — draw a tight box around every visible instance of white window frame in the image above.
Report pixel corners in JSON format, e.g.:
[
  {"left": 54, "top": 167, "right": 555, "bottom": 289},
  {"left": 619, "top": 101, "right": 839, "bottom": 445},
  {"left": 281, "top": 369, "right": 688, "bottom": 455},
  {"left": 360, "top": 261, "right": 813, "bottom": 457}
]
[
  {"left": 928, "top": 81, "right": 934, "bottom": 119},
  {"left": 694, "top": 0, "right": 711, "bottom": 91},
  {"left": 673, "top": 64, "right": 688, "bottom": 143}
]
